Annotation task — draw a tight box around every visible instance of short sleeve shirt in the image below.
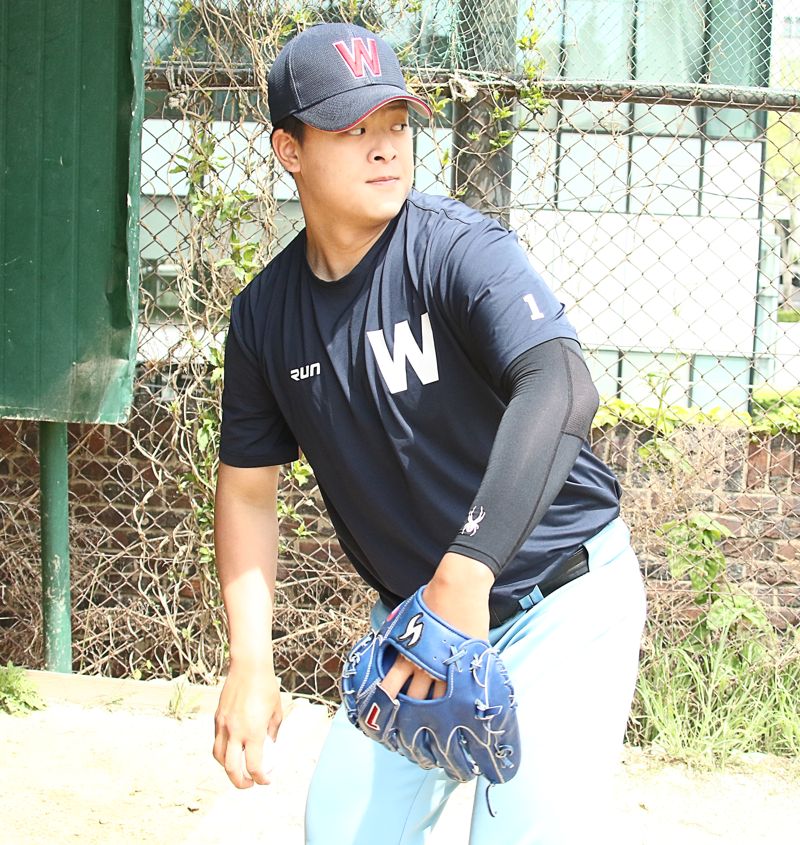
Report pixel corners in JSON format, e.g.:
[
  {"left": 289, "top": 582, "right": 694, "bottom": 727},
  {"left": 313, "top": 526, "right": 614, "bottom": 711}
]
[{"left": 220, "top": 190, "right": 620, "bottom": 609}]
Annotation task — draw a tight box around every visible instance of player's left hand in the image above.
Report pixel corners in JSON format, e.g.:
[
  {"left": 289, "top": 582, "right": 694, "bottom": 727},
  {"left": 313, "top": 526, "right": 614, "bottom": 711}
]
[{"left": 379, "top": 552, "right": 494, "bottom": 702}]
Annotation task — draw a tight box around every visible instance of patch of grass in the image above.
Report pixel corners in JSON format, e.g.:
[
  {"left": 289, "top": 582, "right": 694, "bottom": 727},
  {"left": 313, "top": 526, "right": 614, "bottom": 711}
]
[
  {"left": 777, "top": 306, "right": 800, "bottom": 323},
  {"left": 0, "top": 662, "right": 45, "bottom": 715},
  {"left": 628, "top": 628, "right": 800, "bottom": 766},
  {"left": 166, "top": 678, "right": 202, "bottom": 720},
  {"left": 628, "top": 510, "right": 800, "bottom": 767}
]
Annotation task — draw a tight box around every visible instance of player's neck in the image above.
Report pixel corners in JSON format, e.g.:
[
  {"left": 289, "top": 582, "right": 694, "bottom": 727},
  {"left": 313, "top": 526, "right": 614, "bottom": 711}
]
[{"left": 303, "top": 218, "right": 390, "bottom": 283}]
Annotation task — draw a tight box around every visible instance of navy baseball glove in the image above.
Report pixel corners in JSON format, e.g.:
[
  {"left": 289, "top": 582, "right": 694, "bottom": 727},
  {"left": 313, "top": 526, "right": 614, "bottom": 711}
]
[{"left": 340, "top": 586, "right": 521, "bottom": 785}]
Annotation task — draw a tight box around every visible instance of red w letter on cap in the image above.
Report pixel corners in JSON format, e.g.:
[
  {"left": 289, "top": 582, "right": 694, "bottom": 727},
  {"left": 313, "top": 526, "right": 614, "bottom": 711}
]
[{"left": 333, "top": 38, "right": 382, "bottom": 79}]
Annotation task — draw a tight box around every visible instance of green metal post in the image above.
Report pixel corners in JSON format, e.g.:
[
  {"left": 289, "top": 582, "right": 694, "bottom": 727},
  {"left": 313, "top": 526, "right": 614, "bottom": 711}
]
[{"left": 39, "top": 421, "right": 72, "bottom": 672}]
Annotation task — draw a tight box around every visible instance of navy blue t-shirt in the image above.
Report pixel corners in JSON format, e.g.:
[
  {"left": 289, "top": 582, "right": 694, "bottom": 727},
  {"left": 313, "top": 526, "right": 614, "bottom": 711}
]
[{"left": 219, "top": 190, "right": 620, "bottom": 611}]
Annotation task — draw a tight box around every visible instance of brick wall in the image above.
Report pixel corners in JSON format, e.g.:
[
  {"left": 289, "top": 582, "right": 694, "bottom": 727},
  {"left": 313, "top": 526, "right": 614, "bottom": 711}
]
[
  {"left": 590, "top": 423, "right": 800, "bottom": 628},
  {"left": 2, "top": 416, "right": 799, "bottom": 646}
]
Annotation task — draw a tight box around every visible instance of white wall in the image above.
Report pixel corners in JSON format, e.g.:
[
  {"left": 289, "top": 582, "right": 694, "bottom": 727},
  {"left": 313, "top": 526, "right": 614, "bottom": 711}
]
[{"left": 138, "top": 118, "right": 797, "bottom": 403}]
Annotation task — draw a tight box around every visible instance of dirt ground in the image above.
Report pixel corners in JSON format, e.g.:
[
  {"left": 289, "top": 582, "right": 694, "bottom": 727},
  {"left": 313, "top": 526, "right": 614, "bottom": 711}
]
[{"left": 1, "top": 671, "right": 798, "bottom": 845}]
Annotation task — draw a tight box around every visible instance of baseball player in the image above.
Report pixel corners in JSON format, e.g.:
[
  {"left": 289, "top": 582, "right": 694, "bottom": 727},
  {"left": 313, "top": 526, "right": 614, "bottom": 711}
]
[{"left": 213, "top": 21, "right": 646, "bottom": 845}]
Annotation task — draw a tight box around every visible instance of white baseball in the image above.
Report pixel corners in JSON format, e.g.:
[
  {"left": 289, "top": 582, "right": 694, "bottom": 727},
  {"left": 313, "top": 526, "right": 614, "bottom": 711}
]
[
  {"left": 260, "top": 735, "right": 276, "bottom": 774},
  {"left": 241, "top": 736, "right": 276, "bottom": 781}
]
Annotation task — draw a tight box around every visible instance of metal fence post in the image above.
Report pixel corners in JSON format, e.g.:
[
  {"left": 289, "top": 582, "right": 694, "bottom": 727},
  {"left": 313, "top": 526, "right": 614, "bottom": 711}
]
[{"left": 39, "top": 421, "right": 72, "bottom": 672}]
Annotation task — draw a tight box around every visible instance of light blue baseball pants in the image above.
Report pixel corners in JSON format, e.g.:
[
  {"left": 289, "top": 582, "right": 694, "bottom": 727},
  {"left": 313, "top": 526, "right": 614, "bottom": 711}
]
[{"left": 305, "top": 517, "right": 647, "bottom": 845}]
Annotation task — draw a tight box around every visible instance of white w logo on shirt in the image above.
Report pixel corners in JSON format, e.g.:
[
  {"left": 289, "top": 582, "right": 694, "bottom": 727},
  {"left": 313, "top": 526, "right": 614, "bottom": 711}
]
[{"left": 366, "top": 313, "right": 439, "bottom": 395}]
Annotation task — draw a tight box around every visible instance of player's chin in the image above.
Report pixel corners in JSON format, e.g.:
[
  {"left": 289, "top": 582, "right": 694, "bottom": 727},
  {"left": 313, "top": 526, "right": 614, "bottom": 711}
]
[{"left": 361, "top": 184, "right": 410, "bottom": 221}]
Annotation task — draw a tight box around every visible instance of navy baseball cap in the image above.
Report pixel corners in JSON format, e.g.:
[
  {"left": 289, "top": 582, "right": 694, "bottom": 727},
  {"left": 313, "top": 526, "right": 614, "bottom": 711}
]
[{"left": 268, "top": 23, "right": 432, "bottom": 132}]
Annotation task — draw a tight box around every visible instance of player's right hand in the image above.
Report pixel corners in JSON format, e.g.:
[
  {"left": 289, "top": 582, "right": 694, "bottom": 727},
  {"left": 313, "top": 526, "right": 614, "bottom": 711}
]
[{"left": 212, "top": 661, "right": 283, "bottom": 789}]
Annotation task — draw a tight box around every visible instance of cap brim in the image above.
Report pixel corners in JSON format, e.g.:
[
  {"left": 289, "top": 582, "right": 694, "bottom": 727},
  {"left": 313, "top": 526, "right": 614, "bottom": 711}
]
[{"left": 295, "top": 85, "right": 432, "bottom": 132}]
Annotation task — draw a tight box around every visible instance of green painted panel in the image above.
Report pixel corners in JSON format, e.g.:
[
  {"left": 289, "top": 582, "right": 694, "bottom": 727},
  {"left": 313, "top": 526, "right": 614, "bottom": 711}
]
[{"left": 0, "top": 0, "right": 143, "bottom": 423}]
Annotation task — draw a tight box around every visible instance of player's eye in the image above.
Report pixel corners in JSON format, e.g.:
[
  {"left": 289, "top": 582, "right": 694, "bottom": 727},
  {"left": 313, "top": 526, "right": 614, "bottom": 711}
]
[
  {"left": 392, "top": 122, "right": 409, "bottom": 131},
  {"left": 346, "top": 126, "right": 366, "bottom": 136}
]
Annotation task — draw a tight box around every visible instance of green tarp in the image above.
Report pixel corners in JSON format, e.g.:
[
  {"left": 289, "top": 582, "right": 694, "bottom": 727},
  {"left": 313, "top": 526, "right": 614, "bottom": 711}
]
[{"left": 0, "top": 0, "right": 143, "bottom": 423}]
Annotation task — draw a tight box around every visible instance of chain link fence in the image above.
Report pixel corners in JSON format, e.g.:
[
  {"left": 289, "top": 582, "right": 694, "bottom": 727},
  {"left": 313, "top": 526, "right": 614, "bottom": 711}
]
[{"left": 2, "top": 0, "right": 800, "bottom": 701}]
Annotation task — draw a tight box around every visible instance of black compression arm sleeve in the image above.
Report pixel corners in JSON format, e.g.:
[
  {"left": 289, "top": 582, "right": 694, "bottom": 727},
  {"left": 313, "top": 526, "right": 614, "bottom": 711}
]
[{"left": 446, "top": 338, "right": 599, "bottom": 576}]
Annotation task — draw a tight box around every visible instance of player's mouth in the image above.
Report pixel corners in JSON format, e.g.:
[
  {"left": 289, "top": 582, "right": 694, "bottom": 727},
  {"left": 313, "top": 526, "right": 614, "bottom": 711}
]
[{"left": 367, "top": 176, "right": 400, "bottom": 185}]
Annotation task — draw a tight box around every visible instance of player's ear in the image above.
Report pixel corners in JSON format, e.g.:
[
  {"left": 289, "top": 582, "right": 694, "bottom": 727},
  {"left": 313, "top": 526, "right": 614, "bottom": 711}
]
[{"left": 271, "top": 128, "right": 301, "bottom": 175}]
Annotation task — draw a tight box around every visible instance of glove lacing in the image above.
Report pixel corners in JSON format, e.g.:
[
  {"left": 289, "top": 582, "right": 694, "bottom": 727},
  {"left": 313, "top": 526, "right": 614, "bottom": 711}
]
[
  {"left": 473, "top": 650, "right": 517, "bottom": 817},
  {"left": 442, "top": 645, "right": 467, "bottom": 669}
]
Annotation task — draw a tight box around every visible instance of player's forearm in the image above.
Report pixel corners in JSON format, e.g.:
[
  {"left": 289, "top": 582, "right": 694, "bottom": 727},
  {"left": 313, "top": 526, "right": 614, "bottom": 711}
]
[
  {"left": 446, "top": 338, "right": 597, "bottom": 575},
  {"left": 214, "top": 486, "right": 280, "bottom": 668}
]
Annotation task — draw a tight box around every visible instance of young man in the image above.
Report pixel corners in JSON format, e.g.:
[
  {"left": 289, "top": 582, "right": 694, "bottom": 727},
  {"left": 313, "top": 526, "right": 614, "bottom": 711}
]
[{"left": 213, "top": 21, "right": 646, "bottom": 845}]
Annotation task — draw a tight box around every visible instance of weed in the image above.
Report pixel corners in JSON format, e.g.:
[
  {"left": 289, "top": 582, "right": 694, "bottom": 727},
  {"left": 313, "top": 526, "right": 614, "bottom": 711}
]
[
  {"left": 660, "top": 513, "right": 768, "bottom": 633},
  {"left": 629, "top": 511, "right": 799, "bottom": 765},
  {"left": 167, "top": 678, "right": 203, "bottom": 719},
  {"left": 0, "top": 662, "right": 45, "bottom": 715},
  {"left": 629, "top": 628, "right": 800, "bottom": 765}
]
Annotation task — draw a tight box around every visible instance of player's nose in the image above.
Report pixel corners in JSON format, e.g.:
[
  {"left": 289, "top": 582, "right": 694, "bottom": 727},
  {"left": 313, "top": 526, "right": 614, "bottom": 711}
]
[{"left": 368, "top": 135, "right": 398, "bottom": 163}]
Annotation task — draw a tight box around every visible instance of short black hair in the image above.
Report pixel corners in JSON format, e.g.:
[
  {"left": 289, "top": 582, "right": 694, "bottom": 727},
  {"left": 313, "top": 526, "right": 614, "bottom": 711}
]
[{"left": 271, "top": 115, "right": 306, "bottom": 145}]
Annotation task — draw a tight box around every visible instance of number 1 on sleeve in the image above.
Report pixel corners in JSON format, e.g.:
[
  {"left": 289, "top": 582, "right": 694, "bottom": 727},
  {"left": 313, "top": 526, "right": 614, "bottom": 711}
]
[{"left": 523, "top": 293, "right": 544, "bottom": 321}]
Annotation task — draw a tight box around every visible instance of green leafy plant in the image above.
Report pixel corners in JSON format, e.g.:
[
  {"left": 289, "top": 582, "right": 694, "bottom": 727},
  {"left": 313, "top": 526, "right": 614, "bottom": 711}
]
[
  {"left": 176, "top": 344, "right": 224, "bottom": 578},
  {"left": 450, "top": 4, "right": 549, "bottom": 158},
  {"left": 628, "top": 512, "right": 795, "bottom": 765},
  {"left": 427, "top": 85, "right": 451, "bottom": 120},
  {"left": 517, "top": 12, "right": 549, "bottom": 118},
  {"left": 614, "top": 362, "right": 699, "bottom": 473},
  {"left": 169, "top": 116, "right": 266, "bottom": 606},
  {"left": 749, "top": 386, "right": 800, "bottom": 435},
  {"left": 593, "top": 392, "right": 800, "bottom": 437},
  {"left": 660, "top": 513, "right": 769, "bottom": 635},
  {"left": 751, "top": 386, "right": 800, "bottom": 413},
  {"left": 0, "top": 662, "right": 45, "bottom": 715},
  {"left": 777, "top": 306, "right": 800, "bottom": 322},
  {"left": 593, "top": 397, "right": 745, "bottom": 431},
  {"left": 170, "top": 130, "right": 261, "bottom": 294},
  {"left": 131, "top": 658, "right": 154, "bottom": 682},
  {"left": 276, "top": 459, "right": 315, "bottom": 540}
]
